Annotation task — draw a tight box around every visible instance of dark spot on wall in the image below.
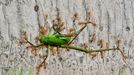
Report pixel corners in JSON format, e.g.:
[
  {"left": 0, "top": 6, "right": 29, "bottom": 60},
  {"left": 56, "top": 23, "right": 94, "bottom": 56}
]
[
  {"left": 106, "top": 58, "right": 109, "bottom": 62},
  {"left": 72, "top": 68, "right": 75, "bottom": 71},
  {"left": 53, "top": 58, "right": 56, "bottom": 62},
  {"left": 99, "top": 26, "right": 103, "bottom": 31},
  {"left": 90, "top": 66, "right": 92, "bottom": 70},
  {"left": 57, "top": 64, "right": 60, "bottom": 67},
  {"left": 5, "top": 55, "right": 8, "bottom": 58},
  {"left": 72, "top": 62, "right": 75, "bottom": 65},
  {"left": 79, "top": 56, "right": 83, "bottom": 63},
  {"left": 128, "top": 39, "right": 132, "bottom": 47},
  {"left": 111, "top": 68, "right": 114, "bottom": 72},
  {"left": 121, "top": 1, "right": 124, "bottom": 4},
  {"left": 112, "top": 53, "right": 116, "bottom": 57},
  {"left": 69, "top": 64, "right": 71, "bottom": 67},
  {"left": 4, "top": 67, "right": 10, "bottom": 72},
  {"left": 0, "top": 31, "right": 4, "bottom": 40},
  {"left": 126, "top": 26, "right": 130, "bottom": 31},
  {"left": 124, "top": 40, "right": 127, "bottom": 45},
  {"left": 58, "top": 57, "right": 62, "bottom": 61},
  {"left": 34, "top": 5, "right": 39, "bottom": 12},
  {"left": 113, "top": 45, "right": 115, "bottom": 48},
  {"left": 80, "top": 68, "right": 82, "bottom": 71},
  {"left": 129, "top": 55, "right": 133, "bottom": 59}
]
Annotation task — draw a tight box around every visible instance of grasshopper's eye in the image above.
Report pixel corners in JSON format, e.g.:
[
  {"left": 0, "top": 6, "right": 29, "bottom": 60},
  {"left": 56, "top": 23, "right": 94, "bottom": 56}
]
[{"left": 39, "top": 36, "right": 48, "bottom": 44}]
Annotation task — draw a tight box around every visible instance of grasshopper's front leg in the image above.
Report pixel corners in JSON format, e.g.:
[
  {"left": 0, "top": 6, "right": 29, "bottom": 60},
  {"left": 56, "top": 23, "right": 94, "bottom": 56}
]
[
  {"left": 36, "top": 45, "right": 50, "bottom": 74},
  {"left": 38, "top": 45, "right": 50, "bottom": 68},
  {"left": 41, "top": 45, "right": 50, "bottom": 65},
  {"left": 20, "top": 31, "right": 46, "bottom": 56}
]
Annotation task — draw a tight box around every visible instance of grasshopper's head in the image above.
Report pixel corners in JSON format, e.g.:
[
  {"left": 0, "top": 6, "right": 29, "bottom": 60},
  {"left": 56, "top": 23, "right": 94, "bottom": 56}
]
[{"left": 39, "top": 35, "right": 49, "bottom": 44}]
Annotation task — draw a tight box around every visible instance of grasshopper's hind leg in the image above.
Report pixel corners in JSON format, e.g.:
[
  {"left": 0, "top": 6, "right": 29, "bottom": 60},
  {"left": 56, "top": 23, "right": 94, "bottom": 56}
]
[
  {"left": 36, "top": 45, "right": 50, "bottom": 75},
  {"left": 40, "top": 45, "right": 50, "bottom": 68}
]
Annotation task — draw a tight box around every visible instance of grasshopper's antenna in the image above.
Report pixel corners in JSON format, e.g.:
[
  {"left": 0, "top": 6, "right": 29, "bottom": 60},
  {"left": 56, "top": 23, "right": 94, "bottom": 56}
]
[
  {"left": 68, "top": 21, "right": 96, "bottom": 45},
  {"left": 68, "top": 24, "right": 87, "bottom": 45},
  {"left": 52, "top": 25, "right": 62, "bottom": 35},
  {"left": 52, "top": 8, "right": 63, "bottom": 35}
]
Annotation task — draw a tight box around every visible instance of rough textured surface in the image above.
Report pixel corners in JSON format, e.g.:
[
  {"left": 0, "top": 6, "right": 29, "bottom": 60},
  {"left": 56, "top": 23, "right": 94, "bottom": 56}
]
[{"left": 0, "top": 0, "right": 134, "bottom": 75}]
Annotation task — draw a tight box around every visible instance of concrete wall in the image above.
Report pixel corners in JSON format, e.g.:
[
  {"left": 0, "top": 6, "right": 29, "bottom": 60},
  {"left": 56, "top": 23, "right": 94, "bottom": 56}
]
[{"left": 0, "top": 0, "right": 134, "bottom": 75}]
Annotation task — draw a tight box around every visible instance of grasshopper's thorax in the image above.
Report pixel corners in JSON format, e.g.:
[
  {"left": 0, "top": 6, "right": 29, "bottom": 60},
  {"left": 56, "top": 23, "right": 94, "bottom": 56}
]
[{"left": 39, "top": 35, "right": 49, "bottom": 44}]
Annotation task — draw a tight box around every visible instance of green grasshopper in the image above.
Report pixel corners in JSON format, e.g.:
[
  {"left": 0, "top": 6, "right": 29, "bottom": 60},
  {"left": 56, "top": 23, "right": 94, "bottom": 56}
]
[
  {"left": 20, "top": 14, "right": 121, "bottom": 73},
  {"left": 21, "top": 21, "right": 119, "bottom": 63}
]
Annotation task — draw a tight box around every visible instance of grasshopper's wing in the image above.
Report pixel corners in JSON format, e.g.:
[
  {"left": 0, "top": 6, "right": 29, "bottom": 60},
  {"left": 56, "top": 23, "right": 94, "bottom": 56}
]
[
  {"left": 55, "top": 34, "right": 71, "bottom": 43},
  {"left": 59, "top": 37, "right": 71, "bottom": 43}
]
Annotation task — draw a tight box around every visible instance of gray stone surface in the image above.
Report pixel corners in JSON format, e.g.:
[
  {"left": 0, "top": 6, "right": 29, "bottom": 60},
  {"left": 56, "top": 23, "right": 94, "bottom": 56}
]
[{"left": 0, "top": 0, "right": 134, "bottom": 75}]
